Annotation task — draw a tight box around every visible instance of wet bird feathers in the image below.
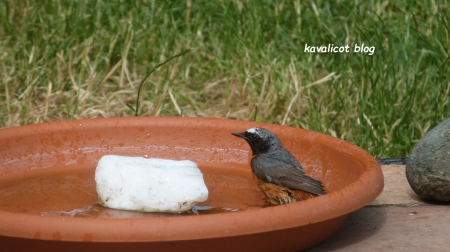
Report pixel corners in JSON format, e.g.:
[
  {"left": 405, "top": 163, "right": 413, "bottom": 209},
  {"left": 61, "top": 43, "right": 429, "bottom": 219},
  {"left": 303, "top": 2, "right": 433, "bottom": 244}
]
[
  {"left": 232, "top": 127, "right": 327, "bottom": 202},
  {"left": 251, "top": 148, "right": 326, "bottom": 196}
]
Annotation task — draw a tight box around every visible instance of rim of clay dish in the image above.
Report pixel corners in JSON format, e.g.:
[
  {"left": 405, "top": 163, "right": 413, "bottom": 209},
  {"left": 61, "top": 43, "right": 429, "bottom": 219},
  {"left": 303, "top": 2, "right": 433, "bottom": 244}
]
[{"left": 0, "top": 117, "right": 383, "bottom": 242}]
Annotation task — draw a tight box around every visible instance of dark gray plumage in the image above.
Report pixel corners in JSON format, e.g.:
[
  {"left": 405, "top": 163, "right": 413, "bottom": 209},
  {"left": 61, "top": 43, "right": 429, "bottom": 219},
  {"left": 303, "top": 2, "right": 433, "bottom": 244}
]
[{"left": 232, "top": 127, "right": 326, "bottom": 196}]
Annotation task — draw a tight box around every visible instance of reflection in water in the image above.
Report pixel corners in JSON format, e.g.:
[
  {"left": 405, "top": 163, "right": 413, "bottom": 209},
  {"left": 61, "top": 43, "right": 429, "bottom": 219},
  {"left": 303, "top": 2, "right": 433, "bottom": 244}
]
[
  {"left": 40, "top": 204, "right": 185, "bottom": 218},
  {"left": 40, "top": 204, "right": 241, "bottom": 218},
  {"left": 41, "top": 205, "right": 100, "bottom": 217},
  {"left": 190, "top": 205, "right": 239, "bottom": 215}
]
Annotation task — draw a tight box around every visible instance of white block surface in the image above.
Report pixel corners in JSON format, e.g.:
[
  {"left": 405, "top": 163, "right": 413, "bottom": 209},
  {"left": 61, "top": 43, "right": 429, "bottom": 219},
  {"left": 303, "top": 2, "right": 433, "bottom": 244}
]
[{"left": 95, "top": 155, "right": 208, "bottom": 213}]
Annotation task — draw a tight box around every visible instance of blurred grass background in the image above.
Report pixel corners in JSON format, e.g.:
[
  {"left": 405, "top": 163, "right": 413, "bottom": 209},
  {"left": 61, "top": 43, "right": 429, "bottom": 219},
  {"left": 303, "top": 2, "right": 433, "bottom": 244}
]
[{"left": 0, "top": 0, "right": 449, "bottom": 158}]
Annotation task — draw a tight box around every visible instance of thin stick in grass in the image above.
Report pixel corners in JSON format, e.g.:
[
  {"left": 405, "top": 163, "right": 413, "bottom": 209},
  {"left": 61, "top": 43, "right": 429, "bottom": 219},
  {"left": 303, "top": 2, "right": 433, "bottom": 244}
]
[{"left": 130, "top": 48, "right": 194, "bottom": 116}]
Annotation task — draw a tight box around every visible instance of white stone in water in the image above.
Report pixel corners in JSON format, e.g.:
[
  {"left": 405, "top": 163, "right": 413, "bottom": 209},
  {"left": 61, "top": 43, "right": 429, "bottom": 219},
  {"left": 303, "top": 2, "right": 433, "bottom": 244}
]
[{"left": 95, "top": 155, "right": 208, "bottom": 213}]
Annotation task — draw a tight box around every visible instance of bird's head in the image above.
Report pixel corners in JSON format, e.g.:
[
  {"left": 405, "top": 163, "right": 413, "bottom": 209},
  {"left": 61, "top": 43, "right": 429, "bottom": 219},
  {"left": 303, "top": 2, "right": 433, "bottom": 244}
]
[{"left": 232, "top": 127, "right": 282, "bottom": 155}]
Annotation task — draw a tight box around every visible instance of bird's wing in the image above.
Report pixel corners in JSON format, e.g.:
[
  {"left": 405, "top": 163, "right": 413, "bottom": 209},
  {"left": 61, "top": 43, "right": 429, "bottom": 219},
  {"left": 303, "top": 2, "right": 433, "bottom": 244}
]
[
  {"left": 278, "top": 168, "right": 326, "bottom": 195},
  {"left": 252, "top": 153, "right": 326, "bottom": 195}
]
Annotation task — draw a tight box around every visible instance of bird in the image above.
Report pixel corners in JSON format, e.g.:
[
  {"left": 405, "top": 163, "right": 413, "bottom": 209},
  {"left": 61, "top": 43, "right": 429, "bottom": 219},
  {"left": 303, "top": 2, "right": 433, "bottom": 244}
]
[{"left": 232, "top": 127, "right": 326, "bottom": 205}]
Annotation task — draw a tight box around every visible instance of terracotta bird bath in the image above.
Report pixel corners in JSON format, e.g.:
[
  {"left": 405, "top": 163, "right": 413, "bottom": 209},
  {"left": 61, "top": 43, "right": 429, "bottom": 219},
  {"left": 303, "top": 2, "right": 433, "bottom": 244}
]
[{"left": 0, "top": 117, "right": 383, "bottom": 251}]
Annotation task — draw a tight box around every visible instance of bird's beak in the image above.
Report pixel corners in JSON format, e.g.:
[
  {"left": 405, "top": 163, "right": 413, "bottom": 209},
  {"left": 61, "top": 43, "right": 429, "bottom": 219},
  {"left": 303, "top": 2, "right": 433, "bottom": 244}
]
[{"left": 232, "top": 132, "right": 246, "bottom": 139}]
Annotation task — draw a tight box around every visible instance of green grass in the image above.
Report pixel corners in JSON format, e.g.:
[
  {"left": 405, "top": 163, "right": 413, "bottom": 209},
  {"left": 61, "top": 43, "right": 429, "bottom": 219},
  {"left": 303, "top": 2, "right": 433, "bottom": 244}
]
[{"left": 0, "top": 0, "right": 449, "bottom": 158}]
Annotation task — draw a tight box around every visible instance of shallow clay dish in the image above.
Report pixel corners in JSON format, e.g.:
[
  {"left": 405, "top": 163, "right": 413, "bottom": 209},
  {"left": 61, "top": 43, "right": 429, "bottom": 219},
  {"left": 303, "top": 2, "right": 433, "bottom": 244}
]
[{"left": 0, "top": 117, "right": 383, "bottom": 251}]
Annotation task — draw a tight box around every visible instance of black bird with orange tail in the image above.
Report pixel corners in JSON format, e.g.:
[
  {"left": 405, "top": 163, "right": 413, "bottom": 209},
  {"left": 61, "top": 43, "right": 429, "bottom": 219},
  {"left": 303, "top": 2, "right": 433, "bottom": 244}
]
[{"left": 232, "top": 127, "right": 326, "bottom": 205}]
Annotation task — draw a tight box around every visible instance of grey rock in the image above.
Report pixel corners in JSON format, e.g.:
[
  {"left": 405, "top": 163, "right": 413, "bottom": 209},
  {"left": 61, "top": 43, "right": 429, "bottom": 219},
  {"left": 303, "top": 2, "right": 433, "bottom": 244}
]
[{"left": 406, "top": 117, "right": 450, "bottom": 202}]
